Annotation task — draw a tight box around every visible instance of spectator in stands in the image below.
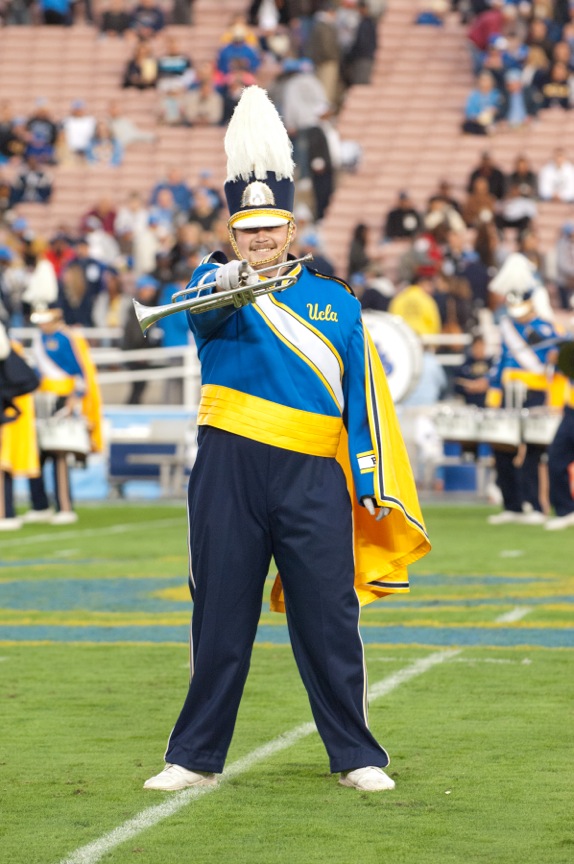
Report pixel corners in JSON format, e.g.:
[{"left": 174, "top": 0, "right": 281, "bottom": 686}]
[
  {"left": 467, "top": 150, "right": 506, "bottom": 199},
  {"left": 25, "top": 99, "right": 60, "bottom": 165},
  {"left": 526, "top": 13, "right": 555, "bottom": 61},
  {"left": 347, "top": 222, "right": 371, "bottom": 278},
  {"left": 115, "top": 190, "right": 151, "bottom": 257},
  {"left": 218, "top": 62, "right": 257, "bottom": 124},
  {"left": 183, "top": 63, "right": 224, "bottom": 127},
  {"left": 81, "top": 197, "right": 117, "bottom": 236},
  {"left": 45, "top": 231, "right": 75, "bottom": 277},
  {"left": 39, "top": 0, "right": 73, "bottom": 26},
  {"left": 555, "top": 221, "right": 574, "bottom": 308},
  {"left": 2, "top": 0, "right": 35, "bottom": 25},
  {"left": 480, "top": 35, "right": 509, "bottom": 91},
  {"left": 155, "top": 261, "right": 192, "bottom": 403},
  {"left": 216, "top": 21, "right": 261, "bottom": 76},
  {"left": 396, "top": 212, "right": 448, "bottom": 284},
  {"left": 106, "top": 100, "right": 157, "bottom": 148},
  {"left": 305, "top": 2, "right": 341, "bottom": 108},
  {"left": 0, "top": 101, "right": 26, "bottom": 164},
  {"left": 170, "top": 220, "right": 209, "bottom": 268},
  {"left": 443, "top": 227, "right": 490, "bottom": 311},
  {"left": 58, "top": 242, "right": 107, "bottom": 327},
  {"left": 100, "top": 0, "right": 132, "bottom": 37},
  {"left": 415, "top": 0, "right": 449, "bottom": 27},
  {"left": 474, "top": 213, "right": 507, "bottom": 276},
  {"left": 297, "top": 229, "right": 336, "bottom": 277},
  {"left": 495, "top": 181, "right": 538, "bottom": 238},
  {"left": 522, "top": 43, "right": 550, "bottom": 89},
  {"left": 462, "top": 175, "right": 497, "bottom": 229},
  {"left": 10, "top": 157, "right": 53, "bottom": 205},
  {"left": 121, "top": 274, "right": 161, "bottom": 404},
  {"left": 150, "top": 168, "right": 193, "bottom": 213},
  {"left": 129, "top": 0, "right": 165, "bottom": 40},
  {"left": 193, "top": 168, "right": 223, "bottom": 212},
  {"left": 92, "top": 268, "right": 132, "bottom": 334},
  {"left": 533, "top": 59, "right": 572, "bottom": 108},
  {"left": 122, "top": 39, "right": 158, "bottom": 90},
  {"left": 538, "top": 147, "right": 574, "bottom": 201},
  {"left": 0, "top": 170, "right": 12, "bottom": 216},
  {"left": 499, "top": 68, "right": 539, "bottom": 127},
  {"left": 85, "top": 120, "right": 123, "bottom": 167},
  {"left": 507, "top": 153, "right": 538, "bottom": 198},
  {"left": 383, "top": 190, "right": 422, "bottom": 240},
  {"left": 453, "top": 334, "right": 491, "bottom": 408},
  {"left": 466, "top": 1, "right": 518, "bottom": 75},
  {"left": 344, "top": 0, "right": 378, "bottom": 85},
  {"left": 389, "top": 268, "right": 442, "bottom": 337},
  {"left": 462, "top": 70, "right": 504, "bottom": 135},
  {"left": 187, "top": 188, "right": 220, "bottom": 232},
  {"left": 349, "top": 270, "right": 391, "bottom": 312},
  {"left": 307, "top": 117, "right": 335, "bottom": 220},
  {"left": 61, "top": 100, "right": 96, "bottom": 160},
  {"left": 157, "top": 35, "right": 196, "bottom": 126},
  {"left": 551, "top": 38, "right": 574, "bottom": 71},
  {"left": 149, "top": 187, "right": 186, "bottom": 232},
  {"left": 428, "top": 179, "right": 462, "bottom": 213},
  {"left": 280, "top": 58, "right": 330, "bottom": 180},
  {"left": 83, "top": 216, "right": 121, "bottom": 267}
]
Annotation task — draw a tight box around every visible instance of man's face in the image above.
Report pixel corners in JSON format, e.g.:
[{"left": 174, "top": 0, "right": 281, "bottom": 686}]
[{"left": 233, "top": 223, "right": 295, "bottom": 269}]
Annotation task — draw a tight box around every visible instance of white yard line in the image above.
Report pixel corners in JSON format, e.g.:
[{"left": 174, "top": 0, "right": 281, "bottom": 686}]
[
  {"left": 495, "top": 606, "right": 532, "bottom": 624},
  {"left": 57, "top": 648, "right": 460, "bottom": 864},
  {"left": 0, "top": 518, "right": 185, "bottom": 549}
]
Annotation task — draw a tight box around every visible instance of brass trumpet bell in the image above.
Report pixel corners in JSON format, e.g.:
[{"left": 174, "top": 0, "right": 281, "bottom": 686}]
[{"left": 132, "top": 255, "right": 313, "bottom": 335}]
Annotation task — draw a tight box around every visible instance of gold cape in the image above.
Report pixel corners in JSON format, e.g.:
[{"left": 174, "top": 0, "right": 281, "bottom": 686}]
[
  {"left": 270, "top": 327, "right": 431, "bottom": 612},
  {"left": 0, "top": 344, "right": 40, "bottom": 478}
]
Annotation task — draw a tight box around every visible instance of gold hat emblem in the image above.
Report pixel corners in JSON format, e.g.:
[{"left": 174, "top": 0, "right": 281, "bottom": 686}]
[{"left": 241, "top": 181, "right": 275, "bottom": 208}]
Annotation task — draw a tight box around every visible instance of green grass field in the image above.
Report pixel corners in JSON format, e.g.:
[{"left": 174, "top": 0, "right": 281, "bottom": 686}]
[{"left": 1, "top": 503, "right": 573, "bottom": 864}]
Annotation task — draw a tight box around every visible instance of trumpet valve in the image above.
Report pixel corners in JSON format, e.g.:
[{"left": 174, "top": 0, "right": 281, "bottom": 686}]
[{"left": 232, "top": 288, "right": 257, "bottom": 308}]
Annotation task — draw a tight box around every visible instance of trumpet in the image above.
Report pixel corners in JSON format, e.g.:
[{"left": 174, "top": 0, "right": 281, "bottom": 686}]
[{"left": 133, "top": 255, "right": 313, "bottom": 335}]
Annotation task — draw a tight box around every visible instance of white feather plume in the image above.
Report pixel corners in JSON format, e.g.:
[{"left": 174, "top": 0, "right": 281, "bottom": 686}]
[
  {"left": 22, "top": 260, "right": 59, "bottom": 307},
  {"left": 489, "top": 253, "right": 538, "bottom": 297},
  {"left": 225, "top": 86, "right": 294, "bottom": 183}
]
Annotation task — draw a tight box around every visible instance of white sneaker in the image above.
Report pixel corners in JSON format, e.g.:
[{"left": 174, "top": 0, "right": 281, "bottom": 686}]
[
  {"left": 22, "top": 508, "right": 55, "bottom": 523},
  {"left": 0, "top": 517, "right": 23, "bottom": 531},
  {"left": 487, "top": 511, "right": 522, "bottom": 525},
  {"left": 144, "top": 764, "right": 218, "bottom": 791},
  {"left": 50, "top": 511, "right": 79, "bottom": 525},
  {"left": 517, "top": 511, "right": 546, "bottom": 525},
  {"left": 339, "top": 766, "right": 395, "bottom": 791},
  {"left": 544, "top": 512, "right": 574, "bottom": 531}
]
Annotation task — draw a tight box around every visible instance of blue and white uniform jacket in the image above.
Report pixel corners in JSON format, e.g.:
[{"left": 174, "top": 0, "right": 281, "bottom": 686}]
[
  {"left": 187, "top": 256, "right": 381, "bottom": 502},
  {"left": 33, "top": 328, "right": 86, "bottom": 399},
  {"left": 487, "top": 315, "right": 558, "bottom": 408}
]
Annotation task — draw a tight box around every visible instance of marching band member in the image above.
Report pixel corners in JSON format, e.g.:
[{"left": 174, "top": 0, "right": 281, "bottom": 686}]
[
  {"left": 545, "top": 342, "right": 574, "bottom": 531},
  {"left": 485, "top": 262, "right": 561, "bottom": 525},
  {"left": 24, "top": 261, "right": 103, "bottom": 525},
  {"left": 145, "top": 87, "right": 430, "bottom": 794},
  {"left": 0, "top": 323, "right": 41, "bottom": 531}
]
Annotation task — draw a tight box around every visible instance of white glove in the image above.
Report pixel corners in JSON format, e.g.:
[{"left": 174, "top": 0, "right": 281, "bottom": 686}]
[
  {"left": 215, "top": 260, "right": 258, "bottom": 293},
  {"left": 362, "top": 497, "right": 391, "bottom": 521}
]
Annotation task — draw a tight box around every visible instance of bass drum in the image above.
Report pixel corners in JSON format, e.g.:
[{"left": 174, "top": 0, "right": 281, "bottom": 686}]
[{"left": 361, "top": 311, "right": 423, "bottom": 403}]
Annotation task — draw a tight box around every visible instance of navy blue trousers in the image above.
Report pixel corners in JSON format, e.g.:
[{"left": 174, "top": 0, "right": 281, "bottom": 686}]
[
  {"left": 165, "top": 427, "right": 388, "bottom": 775},
  {"left": 493, "top": 445, "right": 544, "bottom": 513},
  {"left": 548, "top": 406, "right": 574, "bottom": 516},
  {"left": 29, "top": 452, "right": 73, "bottom": 513}
]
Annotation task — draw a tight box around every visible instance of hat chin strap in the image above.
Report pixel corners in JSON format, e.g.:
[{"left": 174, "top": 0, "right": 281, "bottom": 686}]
[{"left": 229, "top": 220, "right": 295, "bottom": 269}]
